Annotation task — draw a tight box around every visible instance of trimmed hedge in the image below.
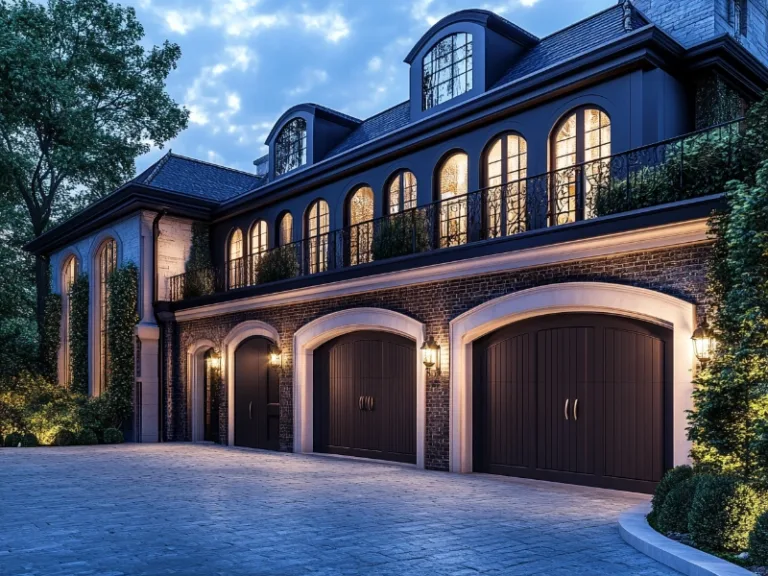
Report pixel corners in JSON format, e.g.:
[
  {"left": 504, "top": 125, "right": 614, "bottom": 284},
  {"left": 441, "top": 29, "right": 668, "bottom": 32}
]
[
  {"left": 749, "top": 512, "right": 768, "bottom": 566},
  {"left": 689, "top": 476, "right": 762, "bottom": 552},
  {"left": 77, "top": 429, "right": 98, "bottom": 446},
  {"left": 4, "top": 432, "right": 22, "bottom": 447},
  {"left": 658, "top": 476, "right": 702, "bottom": 534},
  {"left": 21, "top": 433, "right": 38, "bottom": 447},
  {"left": 651, "top": 465, "right": 694, "bottom": 522},
  {"left": 372, "top": 211, "right": 431, "bottom": 261},
  {"left": 42, "top": 293, "right": 62, "bottom": 383},
  {"left": 53, "top": 429, "right": 75, "bottom": 446},
  {"left": 103, "top": 428, "right": 124, "bottom": 444},
  {"left": 255, "top": 246, "right": 300, "bottom": 284},
  {"left": 69, "top": 274, "right": 89, "bottom": 395}
]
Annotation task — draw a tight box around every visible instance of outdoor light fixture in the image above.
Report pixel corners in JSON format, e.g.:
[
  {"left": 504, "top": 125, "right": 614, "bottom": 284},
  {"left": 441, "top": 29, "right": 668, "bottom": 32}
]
[
  {"left": 421, "top": 336, "right": 440, "bottom": 376},
  {"left": 268, "top": 346, "right": 283, "bottom": 370},
  {"left": 206, "top": 354, "right": 221, "bottom": 372},
  {"left": 692, "top": 316, "right": 717, "bottom": 364}
]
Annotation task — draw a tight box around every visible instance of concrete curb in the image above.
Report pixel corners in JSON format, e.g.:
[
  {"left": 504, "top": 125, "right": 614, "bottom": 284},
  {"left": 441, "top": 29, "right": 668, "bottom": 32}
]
[{"left": 618, "top": 503, "right": 753, "bottom": 576}]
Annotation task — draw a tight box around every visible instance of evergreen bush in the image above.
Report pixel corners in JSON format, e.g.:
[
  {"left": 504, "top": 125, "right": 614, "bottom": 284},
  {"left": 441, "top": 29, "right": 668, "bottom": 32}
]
[
  {"left": 183, "top": 222, "right": 215, "bottom": 298},
  {"left": 371, "top": 211, "right": 431, "bottom": 261},
  {"left": 0, "top": 432, "right": 3, "bottom": 447},
  {"left": 651, "top": 465, "right": 694, "bottom": 521},
  {"left": 77, "top": 429, "right": 98, "bottom": 445},
  {"left": 103, "top": 427, "right": 124, "bottom": 444},
  {"left": 749, "top": 511, "right": 768, "bottom": 566},
  {"left": 53, "top": 429, "right": 74, "bottom": 446},
  {"left": 689, "top": 475, "right": 762, "bottom": 552},
  {"left": 255, "top": 246, "right": 299, "bottom": 284},
  {"left": 658, "top": 476, "right": 702, "bottom": 534},
  {"left": 69, "top": 274, "right": 89, "bottom": 395},
  {"left": 21, "top": 432, "right": 38, "bottom": 447},
  {"left": 41, "top": 293, "right": 61, "bottom": 383},
  {"left": 4, "top": 431, "right": 21, "bottom": 447}
]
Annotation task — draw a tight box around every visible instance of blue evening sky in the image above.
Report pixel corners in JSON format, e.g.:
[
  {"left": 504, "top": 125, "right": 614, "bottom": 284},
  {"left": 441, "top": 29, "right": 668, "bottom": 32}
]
[{"left": 129, "top": 0, "right": 615, "bottom": 175}]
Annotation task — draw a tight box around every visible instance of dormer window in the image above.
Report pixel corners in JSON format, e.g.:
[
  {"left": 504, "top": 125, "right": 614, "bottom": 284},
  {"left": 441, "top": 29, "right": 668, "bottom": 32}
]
[
  {"left": 422, "top": 33, "right": 473, "bottom": 111},
  {"left": 275, "top": 118, "right": 307, "bottom": 176}
]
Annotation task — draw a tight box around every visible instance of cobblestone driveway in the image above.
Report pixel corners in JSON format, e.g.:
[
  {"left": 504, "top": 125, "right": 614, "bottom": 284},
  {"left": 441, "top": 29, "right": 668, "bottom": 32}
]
[{"left": 0, "top": 444, "right": 677, "bottom": 576}]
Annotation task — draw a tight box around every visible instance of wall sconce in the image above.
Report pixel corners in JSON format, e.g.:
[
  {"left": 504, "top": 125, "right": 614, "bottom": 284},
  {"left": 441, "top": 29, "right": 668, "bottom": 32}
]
[
  {"left": 692, "top": 316, "right": 718, "bottom": 364},
  {"left": 269, "top": 345, "right": 283, "bottom": 373},
  {"left": 421, "top": 336, "right": 440, "bottom": 377},
  {"left": 206, "top": 354, "right": 221, "bottom": 372}
]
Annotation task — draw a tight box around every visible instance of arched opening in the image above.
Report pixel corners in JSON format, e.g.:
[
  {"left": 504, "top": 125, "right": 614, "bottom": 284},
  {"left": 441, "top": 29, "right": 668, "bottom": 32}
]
[
  {"left": 345, "top": 186, "right": 374, "bottom": 265},
  {"left": 274, "top": 118, "right": 307, "bottom": 176},
  {"left": 306, "top": 199, "right": 330, "bottom": 274},
  {"left": 483, "top": 133, "right": 528, "bottom": 238},
  {"left": 436, "top": 151, "right": 469, "bottom": 247},
  {"left": 228, "top": 228, "right": 244, "bottom": 289},
  {"left": 249, "top": 220, "right": 268, "bottom": 284},
  {"left": 550, "top": 107, "right": 611, "bottom": 225},
  {"left": 277, "top": 211, "right": 293, "bottom": 246},
  {"left": 386, "top": 170, "right": 418, "bottom": 215},
  {"left": 95, "top": 238, "right": 117, "bottom": 396},
  {"left": 188, "top": 340, "right": 218, "bottom": 443},
  {"left": 422, "top": 33, "right": 473, "bottom": 111},
  {"left": 61, "top": 255, "right": 78, "bottom": 387}
]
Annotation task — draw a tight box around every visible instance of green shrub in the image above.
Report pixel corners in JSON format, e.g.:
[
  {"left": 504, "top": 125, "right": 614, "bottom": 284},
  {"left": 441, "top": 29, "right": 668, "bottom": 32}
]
[
  {"left": 658, "top": 476, "right": 702, "bottom": 534},
  {"left": 4, "top": 431, "right": 21, "bottom": 447},
  {"left": 183, "top": 222, "right": 215, "bottom": 298},
  {"left": 53, "top": 429, "right": 75, "bottom": 446},
  {"left": 77, "top": 429, "right": 98, "bottom": 446},
  {"left": 41, "top": 293, "right": 61, "bottom": 383},
  {"left": 0, "top": 433, "right": 3, "bottom": 447},
  {"left": 651, "top": 465, "right": 694, "bottom": 521},
  {"left": 69, "top": 274, "right": 89, "bottom": 395},
  {"left": 689, "top": 476, "right": 762, "bottom": 552},
  {"left": 371, "top": 211, "right": 431, "bottom": 261},
  {"left": 21, "top": 432, "right": 38, "bottom": 447},
  {"left": 749, "top": 511, "right": 768, "bottom": 566},
  {"left": 103, "top": 428, "right": 124, "bottom": 444},
  {"left": 255, "top": 246, "right": 299, "bottom": 284}
]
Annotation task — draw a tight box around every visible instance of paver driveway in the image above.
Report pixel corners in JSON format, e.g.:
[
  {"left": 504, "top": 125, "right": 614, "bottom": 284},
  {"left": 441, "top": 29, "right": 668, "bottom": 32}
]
[{"left": 0, "top": 444, "right": 677, "bottom": 576}]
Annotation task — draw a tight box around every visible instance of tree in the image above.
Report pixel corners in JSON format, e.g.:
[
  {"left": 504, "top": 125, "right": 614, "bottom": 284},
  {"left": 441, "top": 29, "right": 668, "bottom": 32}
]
[{"left": 0, "top": 0, "right": 189, "bottom": 342}]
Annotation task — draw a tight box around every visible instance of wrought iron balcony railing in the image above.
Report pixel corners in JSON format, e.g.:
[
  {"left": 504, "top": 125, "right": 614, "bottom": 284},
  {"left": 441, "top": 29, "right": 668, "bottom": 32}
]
[{"left": 166, "top": 119, "right": 744, "bottom": 302}]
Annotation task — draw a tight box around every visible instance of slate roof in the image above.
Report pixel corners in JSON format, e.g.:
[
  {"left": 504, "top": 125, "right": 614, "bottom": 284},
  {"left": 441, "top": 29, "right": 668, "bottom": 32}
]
[
  {"left": 134, "top": 152, "right": 264, "bottom": 201},
  {"left": 327, "top": 102, "right": 411, "bottom": 157}
]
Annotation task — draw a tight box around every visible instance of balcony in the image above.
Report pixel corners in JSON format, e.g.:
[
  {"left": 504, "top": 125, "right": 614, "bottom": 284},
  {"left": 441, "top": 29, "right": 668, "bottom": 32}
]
[{"left": 167, "top": 120, "right": 744, "bottom": 304}]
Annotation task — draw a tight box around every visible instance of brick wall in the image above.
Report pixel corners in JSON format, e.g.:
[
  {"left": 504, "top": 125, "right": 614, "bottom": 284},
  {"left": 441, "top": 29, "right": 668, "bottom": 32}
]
[{"left": 164, "top": 242, "right": 712, "bottom": 471}]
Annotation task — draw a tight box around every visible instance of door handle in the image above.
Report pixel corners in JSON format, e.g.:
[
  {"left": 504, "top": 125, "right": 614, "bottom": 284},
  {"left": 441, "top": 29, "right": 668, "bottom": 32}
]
[
  {"left": 574, "top": 399, "right": 579, "bottom": 421},
  {"left": 368, "top": 396, "right": 374, "bottom": 411},
  {"left": 248, "top": 401, "right": 252, "bottom": 420},
  {"left": 359, "top": 396, "right": 364, "bottom": 411},
  {"left": 564, "top": 399, "right": 569, "bottom": 421}
]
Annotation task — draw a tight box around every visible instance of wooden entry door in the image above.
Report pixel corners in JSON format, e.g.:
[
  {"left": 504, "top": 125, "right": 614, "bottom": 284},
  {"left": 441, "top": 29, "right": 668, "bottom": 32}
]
[
  {"left": 313, "top": 331, "right": 416, "bottom": 463},
  {"left": 473, "top": 313, "right": 670, "bottom": 493},
  {"left": 234, "top": 336, "right": 280, "bottom": 450}
]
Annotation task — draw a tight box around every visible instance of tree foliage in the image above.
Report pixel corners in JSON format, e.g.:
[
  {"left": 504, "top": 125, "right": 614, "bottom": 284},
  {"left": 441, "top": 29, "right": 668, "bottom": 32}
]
[
  {"left": 0, "top": 0, "right": 188, "bottom": 337},
  {"left": 41, "top": 292, "right": 61, "bottom": 382}
]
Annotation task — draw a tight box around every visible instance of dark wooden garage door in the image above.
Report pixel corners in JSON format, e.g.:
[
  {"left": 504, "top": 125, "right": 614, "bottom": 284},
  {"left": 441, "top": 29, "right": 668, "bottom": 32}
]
[
  {"left": 314, "top": 331, "right": 416, "bottom": 464},
  {"left": 234, "top": 336, "right": 280, "bottom": 450},
  {"left": 473, "top": 313, "right": 671, "bottom": 493}
]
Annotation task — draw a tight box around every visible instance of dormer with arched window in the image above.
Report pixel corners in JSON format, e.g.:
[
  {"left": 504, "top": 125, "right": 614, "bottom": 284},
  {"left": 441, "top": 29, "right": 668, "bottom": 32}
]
[{"left": 404, "top": 10, "right": 539, "bottom": 120}]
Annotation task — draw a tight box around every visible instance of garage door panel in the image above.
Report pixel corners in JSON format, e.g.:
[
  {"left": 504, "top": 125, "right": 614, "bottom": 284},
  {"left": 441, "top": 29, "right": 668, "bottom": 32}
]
[{"left": 475, "top": 313, "right": 670, "bottom": 493}]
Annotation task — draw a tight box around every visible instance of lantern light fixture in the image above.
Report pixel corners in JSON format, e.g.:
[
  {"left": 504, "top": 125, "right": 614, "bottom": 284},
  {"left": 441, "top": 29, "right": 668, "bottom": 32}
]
[
  {"left": 205, "top": 354, "right": 221, "bottom": 371},
  {"left": 421, "top": 336, "right": 440, "bottom": 376},
  {"left": 269, "top": 346, "right": 283, "bottom": 370},
  {"left": 692, "top": 316, "right": 717, "bottom": 364}
]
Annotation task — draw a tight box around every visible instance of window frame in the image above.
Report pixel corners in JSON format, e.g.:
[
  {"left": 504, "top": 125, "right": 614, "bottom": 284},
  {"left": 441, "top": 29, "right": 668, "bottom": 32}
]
[
  {"left": 435, "top": 150, "right": 470, "bottom": 248},
  {"left": 95, "top": 239, "right": 117, "bottom": 396},
  {"left": 386, "top": 170, "right": 418, "bottom": 215},
  {"left": 277, "top": 212, "right": 294, "bottom": 247},
  {"left": 227, "top": 228, "right": 244, "bottom": 289},
  {"left": 345, "top": 185, "right": 375, "bottom": 266},
  {"left": 61, "top": 254, "right": 78, "bottom": 388},
  {"left": 274, "top": 118, "right": 308, "bottom": 177},
  {"left": 482, "top": 132, "right": 529, "bottom": 238},
  {"left": 305, "top": 199, "right": 331, "bottom": 274},
  {"left": 422, "top": 32, "right": 474, "bottom": 111}
]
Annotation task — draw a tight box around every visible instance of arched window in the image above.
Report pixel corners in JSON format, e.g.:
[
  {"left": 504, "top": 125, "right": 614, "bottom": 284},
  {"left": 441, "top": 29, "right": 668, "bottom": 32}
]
[
  {"left": 551, "top": 108, "right": 611, "bottom": 225},
  {"left": 484, "top": 134, "right": 528, "bottom": 238},
  {"left": 346, "top": 186, "right": 375, "bottom": 266},
  {"left": 61, "top": 255, "right": 78, "bottom": 387},
  {"left": 278, "top": 212, "right": 293, "bottom": 246},
  {"left": 249, "top": 220, "right": 268, "bottom": 284},
  {"left": 96, "top": 239, "right": 116, "bottom": 395},
  {"left": 422, "top": 33, "right": 473, "bottom": 111},
  {"left": 437, "top": 151, "right": 469, "bottom": 247},
  {"left": 387, "top": 171, "right": 417, "bottom": 215},
  {"left": 228, "top": 228, "right": 244, "bottom": 289},
  {"left": 306, "top": 200, "right": 330, "bottom": 274},
  {"left": 275, "top": 118, "right": 307, "bottom": 176}
]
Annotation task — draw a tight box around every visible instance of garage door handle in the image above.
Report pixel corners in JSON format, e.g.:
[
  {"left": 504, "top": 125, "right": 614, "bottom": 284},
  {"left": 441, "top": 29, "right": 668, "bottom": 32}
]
[
  {"left": 573, "top": 399, "right": 579, "bottom": 421},
  {"left": 564, "top": 399, "right": 569, "bottom": 421},
  {"left": 249, "top": 401, "right": 252, "bottom": 420}
]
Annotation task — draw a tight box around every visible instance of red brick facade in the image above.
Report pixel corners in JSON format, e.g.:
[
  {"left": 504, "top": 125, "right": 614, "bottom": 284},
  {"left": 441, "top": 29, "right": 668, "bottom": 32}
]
[{"left": 163, "top": 242, "right": 711, "bottom": 471}]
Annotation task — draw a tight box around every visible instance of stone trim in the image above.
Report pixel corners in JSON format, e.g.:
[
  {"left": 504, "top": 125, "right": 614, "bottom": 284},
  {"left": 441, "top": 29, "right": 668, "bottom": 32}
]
[
  {"left": 292, "top": 308, "right": 427, "bottom": 468},
  {"left": 619, "top": 503, "right": 752, "bottom": 576},
  {"left": 222, "top": 320, "right": 281, "bottom": 446},
  {"left": 187, "top": 339, "right": 216, "bottom": 442},
  {"left": 448, "top": 282, "right": 696, "bottom": 473}
]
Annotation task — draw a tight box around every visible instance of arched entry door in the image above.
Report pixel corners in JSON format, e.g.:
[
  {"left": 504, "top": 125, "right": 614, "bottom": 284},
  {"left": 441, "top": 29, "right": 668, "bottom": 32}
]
[
  {"left": 473, "top": 313, "right": 671, "bottom": 493},
  {"left": 234, "top": 336, "right": 279, "bottom": 450},
  {"left": 313, "top": 331, "right": 416, "bottom": 463}
]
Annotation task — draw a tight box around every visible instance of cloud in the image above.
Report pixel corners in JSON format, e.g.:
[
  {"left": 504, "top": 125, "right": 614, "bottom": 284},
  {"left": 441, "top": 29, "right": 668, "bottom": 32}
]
[
  {"left": 298, "top": 9, "right": 350, "bottom": 43},
  {"left": 287, "top": 69, "right": 329, "bottom": 97},
  {"left": 163, "top": 9, "right": 205, "bottom": 34},
  {"left": 367, "top": 56, "right": 382, "bottom": 72}
]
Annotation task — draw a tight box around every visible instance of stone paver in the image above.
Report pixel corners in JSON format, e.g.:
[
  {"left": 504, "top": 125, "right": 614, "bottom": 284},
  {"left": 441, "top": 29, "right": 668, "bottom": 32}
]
[{"left": 0, "top": 445, "right": 678, "bottom": 576}]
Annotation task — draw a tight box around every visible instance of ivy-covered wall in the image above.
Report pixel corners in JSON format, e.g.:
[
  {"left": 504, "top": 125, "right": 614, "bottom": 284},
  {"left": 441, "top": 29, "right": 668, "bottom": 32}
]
[
  {"left": 695, "top": 71, "right": 745, "bottom": 129},
  {"left": 42, "top": 293, "right": 61, "bottom": 383},
  {"left": 69, "top": 274, "right": 89, "bottom": 395}
]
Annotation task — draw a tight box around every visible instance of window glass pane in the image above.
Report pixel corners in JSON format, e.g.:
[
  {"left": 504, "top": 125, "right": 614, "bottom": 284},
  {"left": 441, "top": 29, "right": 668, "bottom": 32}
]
[
  {"left": 275, "top": 118, "right": 307, "bottom": 176},
  {"left": 439, "top": 152, "right": 468, "bottom": 199},
  {"left": 422, "top": 33, "right": 474, "bottom": 111},
  {"left": 279, "top": 213, "right": 293, "bottom": 246}
]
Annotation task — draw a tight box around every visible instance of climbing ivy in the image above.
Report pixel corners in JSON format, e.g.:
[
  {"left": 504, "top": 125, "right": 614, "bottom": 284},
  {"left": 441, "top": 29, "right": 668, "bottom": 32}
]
[
  {"left": 69, "top": 274, "right": 89, "bottom": 395},
  {"left": 105, "top": 263, "right": 139, "bottom": 428},
  {"left": 184, "top": 222, "right": 215, "bottom": 298},
  {"left": 41, "top": 293, "right": 61, "bottom": 383}
]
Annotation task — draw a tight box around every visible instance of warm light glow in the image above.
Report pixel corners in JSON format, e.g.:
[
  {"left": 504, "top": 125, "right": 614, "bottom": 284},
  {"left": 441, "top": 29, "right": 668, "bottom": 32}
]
[
  {"left": 269, "top": 347, "right": 282, "bottom": 369},
  {"left": 421, "top": 337, "right": 439, "bottom": 370},
  {"left": 692, "top": 317, "right": 718, "bottom": 363},
  {"left": 206, "top": 355, "right": 221, "bottom": 371}
]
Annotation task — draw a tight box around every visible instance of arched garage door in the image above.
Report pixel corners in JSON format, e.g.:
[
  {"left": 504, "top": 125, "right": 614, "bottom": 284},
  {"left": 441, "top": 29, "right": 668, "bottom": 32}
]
[
  {"left": 473, "top": 313, "right": 671, "bottom": 493},
  {"left": 314, "top": 331, "right": 416, "bottom": 464},
  {"left": 234, "top": 336, "right": 280, "bottom": 450}
]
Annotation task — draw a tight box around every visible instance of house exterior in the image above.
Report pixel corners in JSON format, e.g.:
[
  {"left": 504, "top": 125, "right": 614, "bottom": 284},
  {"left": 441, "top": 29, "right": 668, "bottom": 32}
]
[{"left": 25, "top": 0, "right": 768, "bottom": 493}]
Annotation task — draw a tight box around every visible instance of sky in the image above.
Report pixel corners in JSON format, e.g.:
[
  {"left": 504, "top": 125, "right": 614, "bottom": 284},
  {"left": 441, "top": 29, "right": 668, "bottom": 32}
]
[{"left": 129, "top": 0, "right": 616, "bottom": 175}]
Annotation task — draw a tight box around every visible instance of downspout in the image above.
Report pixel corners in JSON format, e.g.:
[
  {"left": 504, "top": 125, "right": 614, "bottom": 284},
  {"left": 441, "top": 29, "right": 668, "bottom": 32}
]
[{"left": 153, "top": 210, "right": 166, "bottom": 442}]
